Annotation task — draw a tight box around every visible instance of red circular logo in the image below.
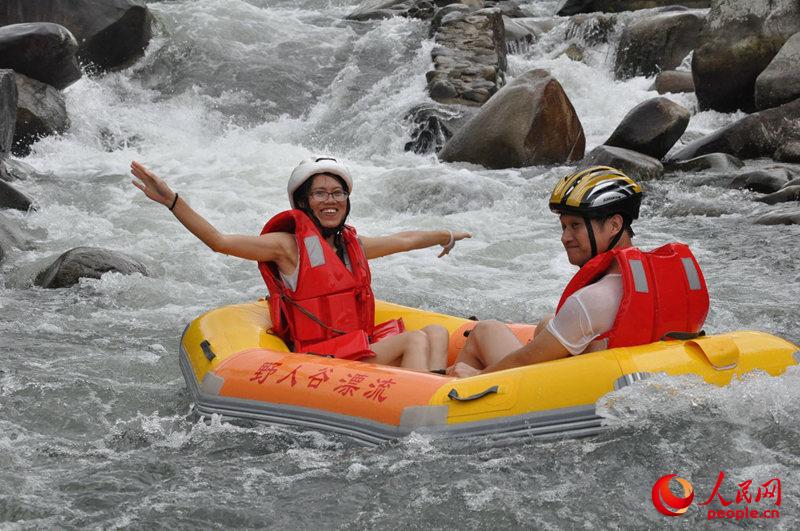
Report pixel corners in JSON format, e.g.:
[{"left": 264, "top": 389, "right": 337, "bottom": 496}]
[{"left": 652, "top": 474, "right": 695, "bottom": 516}]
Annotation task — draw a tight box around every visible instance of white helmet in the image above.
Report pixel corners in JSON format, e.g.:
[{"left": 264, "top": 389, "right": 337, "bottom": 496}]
[{"left": 287, "top": 156, "right": 353, "bottom": 208}]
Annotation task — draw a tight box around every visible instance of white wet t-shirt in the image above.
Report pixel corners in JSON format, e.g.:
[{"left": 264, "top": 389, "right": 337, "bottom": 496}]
[{"left": 546, "top": 274, "right": 624, "bottom": 355}]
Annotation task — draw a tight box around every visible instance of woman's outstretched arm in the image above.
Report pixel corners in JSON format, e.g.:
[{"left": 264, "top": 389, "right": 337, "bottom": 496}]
[
  {"left": 360, "top": 230, "right": 471, "bottom": 259},
  {"left": 130, "top": 161, "right": 295, "bottom": 266}
]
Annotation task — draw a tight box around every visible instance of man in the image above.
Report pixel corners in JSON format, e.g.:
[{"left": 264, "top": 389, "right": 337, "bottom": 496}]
[{"left": 447, "top": 166, "right": 709, "bottom": 378}]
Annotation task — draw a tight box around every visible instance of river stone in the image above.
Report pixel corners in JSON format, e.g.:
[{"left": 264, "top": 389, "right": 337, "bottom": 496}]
[
  {"left": 754, "top": 208, "right": 800, "bottom": 225},
  {"left": 557, "top": 0, "right": 708, "bottom": 16},
  {"left": 0, "top": 0, "right": 154, "bottom": 71},
  {"left": 614, "top": 11, "right": 704, "bottom": 79},
  {"left": 0, "top": 211, "right": 32, "bottom": 262},
  {"left": 34, "top": 246, "right": 149, "bottom": 289},
  {"left": 0, "top": 179, "right": 33, "bottom": 211},
  {"left": 0, "top": 23, "right": 80, "bottom": 90},
  {"left": 503, "top": 17, "right": 559, "bottom": 45},
  {"left": 404, "top": 103, "right": 477, "bottom": 154},
  {"left": 691, "top": 0, "right": 800, "bottom": 112},
  {"left": 427, "top": 7, "right": 508, "bottom": 106},
  {"left": 668, "top": 98, "right": 800, "bottom": 162},
  {"left": 0, "top": 69, "right": 17, "bottom": 158},
  {"left": 652, "top": 70, "right": 695, "bottom": 94},
  {"left": 438, "top": 69, "right": 585, "bottom": 168},
  {"left": 755, "top": 32, "right": 800, "bottom": 110},
  {"left": 1, "top": 159, "right": 50, "bottom": 182},
  {"left": 729, "top": 169, "right": 790, "bottom": 194},
  {"left": 346, "top": 0, "right": 435, "bottom": 20},
  {"left": 664, "top": 153, "right": 744, "bottom": 173},
  {"left": 756, "top": 185, "right": 800, "bottom": 205},
  {"left": 13, "top": 73, "right": 70, "bottom": 156},
  {"left": 581, "top": 145, "right": 664, "bottom": 181},
  {"left": 604, "top": 97, "right": 690, "bottom": 160},
  {"left": 774, "top": 142, "right": 800, "bottom": 163}
]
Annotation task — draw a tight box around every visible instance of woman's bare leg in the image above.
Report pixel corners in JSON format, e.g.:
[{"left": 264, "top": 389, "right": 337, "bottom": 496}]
[
  {"left": 420, "top": 324, "right": 449, "bottom": 371},
  {"left": 367, "top": 330, "right": 429, "bottom": 371},
  {"left": 454, "top": 320, "right": 523, "bottom": 370}
]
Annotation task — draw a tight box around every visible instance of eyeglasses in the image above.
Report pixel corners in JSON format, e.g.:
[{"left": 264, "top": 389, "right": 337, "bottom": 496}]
[{"left": 309, "top": 190, "right": 349, "bottom": 202}]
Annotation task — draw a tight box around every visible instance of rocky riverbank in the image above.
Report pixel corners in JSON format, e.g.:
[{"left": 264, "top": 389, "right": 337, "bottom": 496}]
[{"left": 0, "top": 0, "right": 153, "bottom": 284}]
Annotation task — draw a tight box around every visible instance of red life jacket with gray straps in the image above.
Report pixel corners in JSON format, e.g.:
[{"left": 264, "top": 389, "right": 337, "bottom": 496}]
[{"left": 556, "top": 243, "right": 709, "bottom": 349}]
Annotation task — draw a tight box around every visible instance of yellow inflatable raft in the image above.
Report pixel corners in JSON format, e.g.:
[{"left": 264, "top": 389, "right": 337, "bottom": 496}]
[{"left": 180, "top": 300, "right": 799, "bottom": 444}]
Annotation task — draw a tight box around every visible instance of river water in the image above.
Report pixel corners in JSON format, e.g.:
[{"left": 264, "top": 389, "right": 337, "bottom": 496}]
[{"left": 1, "top": 0, "right": 799, "bottom": 528}]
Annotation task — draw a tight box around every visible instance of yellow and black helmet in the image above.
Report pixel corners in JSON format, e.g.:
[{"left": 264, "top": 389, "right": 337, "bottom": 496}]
[{"left": 549, "top": 166, "right": 642, "bottom": 222}]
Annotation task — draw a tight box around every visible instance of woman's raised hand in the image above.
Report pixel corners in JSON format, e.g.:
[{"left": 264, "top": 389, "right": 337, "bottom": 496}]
[
  {"left": 438, "top": 231, "right": 472, "bottom": 258},
  {"left": 130, "top": 161, "right": 175, "bottom": 207}
]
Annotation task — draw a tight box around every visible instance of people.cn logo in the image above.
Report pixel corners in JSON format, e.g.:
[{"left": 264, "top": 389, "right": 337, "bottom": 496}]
[{"left": 652, "top": 474, "right": 695, "bottom": 516}]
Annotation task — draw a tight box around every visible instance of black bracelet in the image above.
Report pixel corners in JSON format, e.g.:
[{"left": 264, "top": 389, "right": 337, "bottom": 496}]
[{"left": 169, "top": 193, "right": 179, "bottom": 211}]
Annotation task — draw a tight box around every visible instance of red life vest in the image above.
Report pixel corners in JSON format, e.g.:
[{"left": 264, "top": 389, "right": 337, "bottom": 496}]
[
  {"left": 555, "top": 243, "right": 709, "bottom": 349},
  {"left": 257, "top": 210, "right": 400, "bottom": 358}
]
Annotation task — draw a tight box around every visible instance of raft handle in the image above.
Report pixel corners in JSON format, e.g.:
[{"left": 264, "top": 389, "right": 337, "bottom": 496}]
[
  {"left": 200, "top": 340, "right": 216, "bottom": 362},
  {"left": 448, "top": 385, "right": 499, "bottom": 402}
]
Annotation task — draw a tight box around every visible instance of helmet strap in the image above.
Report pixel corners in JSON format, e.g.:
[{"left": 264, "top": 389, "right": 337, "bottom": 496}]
[
  {"left": 606, "top": 224, "right": 625, "bottom": 252},
  {"left": 584, "top": 217, "right": 598, "bottom": 258}
]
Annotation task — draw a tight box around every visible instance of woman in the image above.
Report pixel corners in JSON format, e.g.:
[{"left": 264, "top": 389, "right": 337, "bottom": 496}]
[{"left": 131, "top": 156, "right": 470, "bottom": 371}]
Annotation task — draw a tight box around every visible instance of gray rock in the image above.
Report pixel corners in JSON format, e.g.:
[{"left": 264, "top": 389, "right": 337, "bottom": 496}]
[
  {"left": 668, "top": 98, "right": 800, "bottom": 162},
  {"left": 0, "top": 23, "right": 80, "bottom": 89},
  {"left": 782, "top": 177, "right": 800, "bottom": 189},
  {"left": 557, "top": 0, "right": 709, "bottom": 16},
  {"left": 34, "top": 246, "right": 148, "bottom": 289},
  {"left": 581, "top": 145, "right": 664, "bottom": 180},
  {"left": 0, "top": 69, "right": 17, "bottom": 158},
  {"left": 614, "top": 11, "right": 704, "bottom": 79},
  {"left": 0, "top": 0, "right": 154, "bottom": 71},
  {"left": 439, "top": 69, "right": 585, "bottom": 168},
  {"left": 756, "top": 32, "right": 800, "bottom": 110},
  {"left": 346, "top": 0, "right": 436, "bottom": 20},
  {"left": 13, "top": 73, "right": 69, "bottom": 156},
  {"left": 756, "top": 185, "right": 800, "bottom": 205},
  {"left": 1, "top": 159, "right": 50, "bottom": 182},
  {"left": 0, "top": 210, "right": 34, "bottom": 262},
  {"left": 774, "top": 141, "right": 800, "bottom": 163},
  {"left": 754, "top": 208, "right": 800, "bottom": 225},
  {"left": 664, "top": 153, "right": 744, "bottom": 173},
  {"left": 404, "top": 103, "right": 477, "bottom": 154},
  {"left": 652, "top": 70, "right": 694, "bottom": 94},
  {"left": 0, "top": 179, "right": 33, "bottom": 211},
  {"left": 503, "top": 17, "right": 559, "bottom": 44},
  {"left": 427, "top": 8, "right": 508, "bottom": 106},
  {"left": 692, "top": 0, "right": 800, "bottom": 112},
  {"left": 604, "top": 97, "right": 690, "bottom": 160},
  {"left": 729, "top": 169, "right": 790, "bottom": 194}
]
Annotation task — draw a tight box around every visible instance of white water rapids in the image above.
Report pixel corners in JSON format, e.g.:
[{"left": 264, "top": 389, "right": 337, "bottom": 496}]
[{"left": 1, "top": 0, "right": 799, "bottom": 527}]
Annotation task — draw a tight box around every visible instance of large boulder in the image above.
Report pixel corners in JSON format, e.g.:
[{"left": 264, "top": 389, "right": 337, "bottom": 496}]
[
  {"left": 34, "top": 246, "right": 148, "bottom": 289},
  {"left": 729, "top": 169, "right": 790, "bottom": 194},
  {"left": 774, "top": 141, "right": 800, "bottom": 163},
  {"left": 755, "top": 208, "right": 800, "bottom": 226},
  {"left": 0, "top": 179, "right": 33, "bottom": 211},
  {"left": 581, "top": 145, "right": 663, "bottom": 180},
  {"left": 756, "top": 186, "right": 800, "bottom": 205},
  {"left": 668, "top": 97, "right": 800, "bottom": 162},
  {"left": 427, "top": 7, "right": 508, "bottom": 106},
  {"left": 0, "top": 0, "right": 154, "bottom": 71},
  {"left": 0, "top": 23, "right": 80, "bottom": 89},
  {"left": 438, "top": 69, "right": 585, "bottom": 168},
  {"left": 691, "top": 0, "right": 800, "bottom": 112},
  {"left": 557, "top": 0, "right": 708, "bottom": 16},
  {"left": 604, "top": 97, "right": 690, "bottom": 160},
  {"left": 0, "top": 69, "right": 17, "bottom": 158},
  {"left": 12, "top": 73, "right": 69, "bottom": 156},
  {"left": 664, "top": 153, "right": 744, "bottom": 173},
  {"left": 651, "top": 70, "right": 694, "bottom": 94},
  {"left": 614, "top": 11, "right": 704, "bottom": 79},
  {"left": 755, "top": 32, "right": 800, "bottom": 111}
]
